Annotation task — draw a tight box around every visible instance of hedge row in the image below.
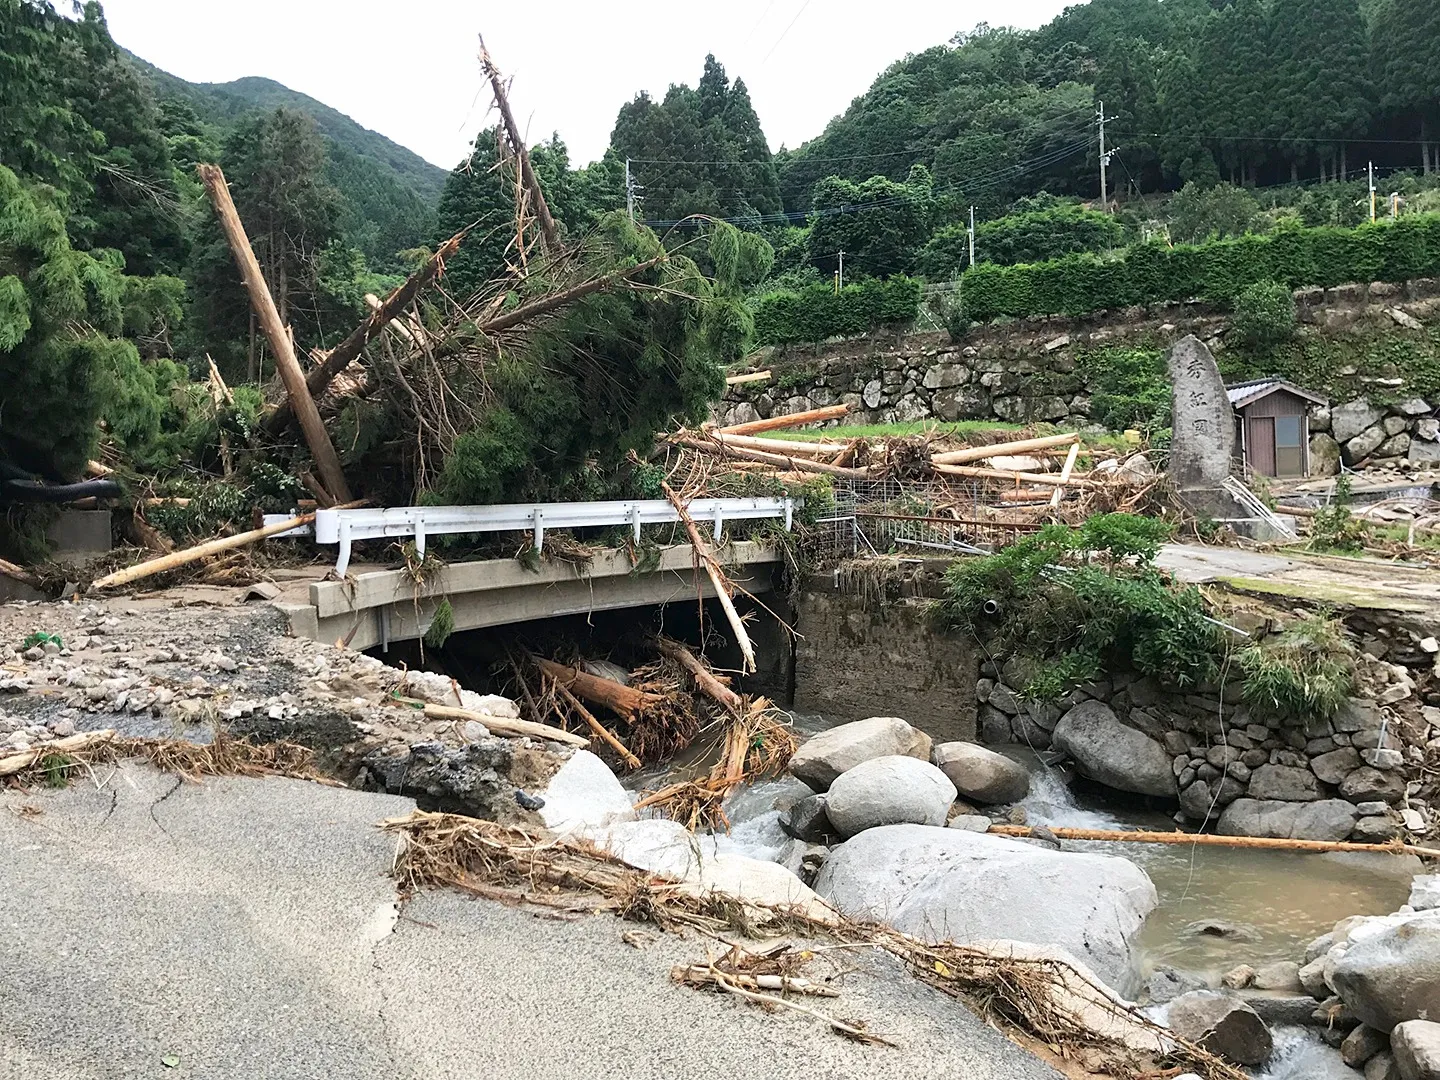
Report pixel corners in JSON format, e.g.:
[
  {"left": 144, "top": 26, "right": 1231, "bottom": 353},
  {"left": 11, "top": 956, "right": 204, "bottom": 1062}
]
[
  {"left": 752, "top": 275, "right": 921, "bottom": 346},
  {"left": 958, "top": 215, "right": 1440, "bottom": 322}
]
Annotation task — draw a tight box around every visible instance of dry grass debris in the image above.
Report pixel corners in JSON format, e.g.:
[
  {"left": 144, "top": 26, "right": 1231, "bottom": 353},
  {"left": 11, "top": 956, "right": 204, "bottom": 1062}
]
[{"left": 381, "top": 809, "right": 1247, "bottom": 1079}]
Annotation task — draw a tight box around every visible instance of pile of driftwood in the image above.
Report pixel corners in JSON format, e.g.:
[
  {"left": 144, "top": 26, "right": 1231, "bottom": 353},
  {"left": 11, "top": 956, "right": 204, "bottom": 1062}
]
[
  {"left": 669, "top": 405, "right": 1157, "bottom": 508},
  {"left": 502, "top": 636, "right": 796, "bottom": 821}
]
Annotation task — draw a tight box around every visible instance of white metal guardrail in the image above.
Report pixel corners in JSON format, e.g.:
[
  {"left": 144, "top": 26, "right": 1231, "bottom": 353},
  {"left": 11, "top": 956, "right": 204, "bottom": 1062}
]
[{"left": 291, "top": 497, "right": 794, "bottom": 576}]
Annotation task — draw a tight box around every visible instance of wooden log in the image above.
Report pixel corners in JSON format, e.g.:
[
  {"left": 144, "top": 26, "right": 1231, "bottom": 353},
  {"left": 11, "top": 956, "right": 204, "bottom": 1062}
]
[
  {"left": 479, "top": 35, "right": 559, "bottom": 250},
  {"left": 671, "top": 966, "right": 840, "bottom": 998},
  {"left": 0, "top": 729, "right": 116, "bottom": 776},
  {"left": 724, "top": 370, "right": 771, "bottom": 386},
  {"left": 715, "top": 432, "right": 846, "bottom": 457},
  {"left": 987, "top": 824, "right": 1440, "bottom": 859},
  {"left": 89, "top": 503, "right": 362, "bottom": 592},
  {"left": 84, "top": 459, "right": 113, "bottom": 478},
  {"left": 414, "top": 701, "right": 589, "bottom": 748},
  {"left": 0, "top": 558, "right": 43, "bottom": 591},
  {"left": 1049, "top": 440, "right": 1083, "bottom": 509},
  {"left": 674, "top": 436, "right": 872, "bottom": 479},
  {"left": 718, "top": 405, "right": 848, "bottom": 436},
  {"left": 933, "top": 463, "right": 1092, "bottom": 487},
  {"left": 552, "top": 682, "right": 641, "bottom": 769},
  {"left": 265, "top": 230, "right": 466, "bottom": 434},
  {"left": 534, "top": 658, "right": 661, "bottom": 718},
  {"left": 197, "top": 164, "right": 352, "bottom": 503},
  {"left": 662, "top": 482, "right": 757, "bottom": 674},
  {"left": 655, "top": 637, "right": 743, "bottom": 713},
  {"left": 931, "top": 432, "right": 1079, "bottom": 466}
]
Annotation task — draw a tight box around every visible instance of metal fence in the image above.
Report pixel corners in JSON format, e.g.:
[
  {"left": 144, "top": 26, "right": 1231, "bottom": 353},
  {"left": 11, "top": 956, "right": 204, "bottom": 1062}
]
[{"left": 811, "top": 476, "right": 1042, "bottom": 562}]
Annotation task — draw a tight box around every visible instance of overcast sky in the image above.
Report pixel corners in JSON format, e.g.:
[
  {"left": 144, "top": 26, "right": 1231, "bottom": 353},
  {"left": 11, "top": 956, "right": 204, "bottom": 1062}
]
[{"left": 99, "top": 0, "right": 1076, "bottom": 171}]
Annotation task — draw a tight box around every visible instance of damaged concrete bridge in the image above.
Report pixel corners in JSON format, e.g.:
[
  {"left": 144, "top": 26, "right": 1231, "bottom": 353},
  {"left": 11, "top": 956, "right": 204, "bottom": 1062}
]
[{"left": 273, "top": 496, "right": 793, "bottom": 651}]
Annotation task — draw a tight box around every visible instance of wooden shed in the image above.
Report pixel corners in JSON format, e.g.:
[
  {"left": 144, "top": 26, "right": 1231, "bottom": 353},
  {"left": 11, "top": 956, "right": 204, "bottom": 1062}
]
[{"left": 1226, "top": 379, "right": 1328, "bottom": 478}]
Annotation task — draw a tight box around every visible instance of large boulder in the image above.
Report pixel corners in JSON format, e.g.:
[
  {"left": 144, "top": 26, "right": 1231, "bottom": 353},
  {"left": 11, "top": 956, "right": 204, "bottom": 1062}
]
[
  {"left": 1310, "top": 432, "right": 1343, "bottom": 477},
  {"left": 1217, "top": 799, "right": 1359, "bottom": 841},
  {"left": 537, "top": 749, "right": 635, "bottom": 836},
  {"left": 1051, "top": 700, "right": 1176, "bottom": 797},
  {"left": 1332, "top": 400, "right": 1386, "bottom": 444},
  {"left": 1341, "top": 767, "right": 1407, "bottom": 803},
  {"left": 1392, "top": 1020, "right": 1440, "bottom": 1080},
  {"left": 932, "top": 741, "right": 1030, "bottom": 804},
  {"left": 1332, "top": 919, "right": 1440, "bottom": 1032},
  {"left": 788, "top": 716, "right": 932, "bottom": 790},
  {"left": 813, "top": 823, "right": 1157, "bottom": 995},
  {"left": 1165, "top": 990, "right": 1273, "bottom": 1066},
  {"left": 824, "top": 756, "right": 957, "bottom": 837}
]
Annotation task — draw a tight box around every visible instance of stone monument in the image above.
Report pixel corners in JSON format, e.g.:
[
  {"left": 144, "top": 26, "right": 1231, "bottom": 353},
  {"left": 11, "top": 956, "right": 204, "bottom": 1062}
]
[{"left": 1166, "top": 335, "right": 1235, "bottom": 491}]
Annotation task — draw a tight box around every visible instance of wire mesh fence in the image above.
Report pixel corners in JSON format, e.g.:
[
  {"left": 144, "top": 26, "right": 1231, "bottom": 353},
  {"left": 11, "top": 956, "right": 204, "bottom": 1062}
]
[{"left": 811, "top": 476, "right": 1042, "bottom": 563}]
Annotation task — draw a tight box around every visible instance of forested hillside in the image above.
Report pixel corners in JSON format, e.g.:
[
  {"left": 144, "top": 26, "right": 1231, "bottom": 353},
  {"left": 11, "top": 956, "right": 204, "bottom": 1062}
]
[{"left": 129, "top": 57, "right": 443, "bottom": 268}]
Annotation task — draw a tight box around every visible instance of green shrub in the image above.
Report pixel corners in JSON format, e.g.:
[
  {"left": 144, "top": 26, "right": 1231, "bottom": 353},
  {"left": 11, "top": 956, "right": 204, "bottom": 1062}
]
[
  {"left": 1310, "top": 476, "right": 1368, "bottom": 552},
  {"left": 1075, "top": 347, "right": 1172, "bottom": 434},
  {"left": 958, "top": 215, "right": 1440, "bottom": 322},
  {"left": 1238, "top": 616, "right": 1355, "bottom": 722},
  {"left": 752, "top": 276, "right": 921, "bottom": 345},
  {"left": 1230, "top": 279, "right": 1296, "bottom": 349},
  {"left": 936, "top": 514, "right": 1221, "bottom": 701}
]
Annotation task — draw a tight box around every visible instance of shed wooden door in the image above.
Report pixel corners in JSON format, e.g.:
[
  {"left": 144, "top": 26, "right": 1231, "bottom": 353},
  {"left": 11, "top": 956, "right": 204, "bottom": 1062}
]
[{"left": 1247, "top": 416, "right": 1276, "bottom": 476}]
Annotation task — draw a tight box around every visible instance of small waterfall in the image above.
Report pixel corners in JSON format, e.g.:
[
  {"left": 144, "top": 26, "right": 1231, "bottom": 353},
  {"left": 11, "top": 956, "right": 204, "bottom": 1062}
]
[{"left": 1017, "top": 756, "right": 1129, "bottom": 831}]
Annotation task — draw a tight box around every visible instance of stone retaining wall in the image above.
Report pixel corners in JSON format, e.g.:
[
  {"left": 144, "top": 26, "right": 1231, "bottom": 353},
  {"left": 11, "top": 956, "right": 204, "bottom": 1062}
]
[
  {"left": 975, "top": 620, "right": 1435, "bottom": 843},
  {"left": 720, "top": 279, "right": 1440, "bottom": 472}
]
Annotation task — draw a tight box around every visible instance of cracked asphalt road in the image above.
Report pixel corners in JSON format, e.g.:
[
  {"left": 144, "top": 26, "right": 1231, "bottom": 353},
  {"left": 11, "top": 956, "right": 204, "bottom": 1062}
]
[{"left": 0, "top": 767, "right": 1059, "bottom": 1080}]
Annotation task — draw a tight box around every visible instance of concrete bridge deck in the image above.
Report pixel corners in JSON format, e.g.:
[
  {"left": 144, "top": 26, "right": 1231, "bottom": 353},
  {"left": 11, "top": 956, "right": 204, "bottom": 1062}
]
[{"left": 278, "top": 541, "right": 781, "bottom": 651}]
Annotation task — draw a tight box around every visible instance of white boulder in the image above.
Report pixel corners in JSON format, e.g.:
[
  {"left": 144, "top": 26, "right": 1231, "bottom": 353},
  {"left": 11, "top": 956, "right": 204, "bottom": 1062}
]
[
  {"left": 823, "top": 756, "right": 957, "bottom": 837},
  {"left": 537, "top": 750, "right": 635, "bottom": 836},
  {"left": 813, "top": 823, "right": 1158, "bottom": 995},
  {"left": 1332, "top": 916, "right": 1440, "bottom": 1032},
  {"left": 789, "top": 716, "right": 932, "bottom": 790}
]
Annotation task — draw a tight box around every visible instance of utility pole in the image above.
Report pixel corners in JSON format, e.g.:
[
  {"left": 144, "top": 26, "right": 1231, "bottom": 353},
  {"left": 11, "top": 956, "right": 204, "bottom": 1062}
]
[
  {"left": 837, "top": 250, "right": 845, "bottom": 290},
  {"left": 968, "top": 206, "right": 976, "bottom": 267},
  {"left": 1369, "top": 161, "right": 1377, "bottom": 224},
  {"left": 625, "top": 158, "right": 635, "bottom": 222},
  {"left": 1097, "top": 100, "right": 1110, "bottom": 213}
]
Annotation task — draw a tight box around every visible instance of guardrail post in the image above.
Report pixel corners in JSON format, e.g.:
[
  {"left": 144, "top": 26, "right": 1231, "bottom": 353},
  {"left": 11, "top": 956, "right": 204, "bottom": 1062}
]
[{"left": 531, "top": 507, "right": 545, "bottom": 551}]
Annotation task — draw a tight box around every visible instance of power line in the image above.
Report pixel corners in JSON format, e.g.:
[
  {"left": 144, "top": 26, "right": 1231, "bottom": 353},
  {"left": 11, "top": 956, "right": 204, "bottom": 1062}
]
[{"left": 761, "top": 0, "right": 812, "bottom": 64}]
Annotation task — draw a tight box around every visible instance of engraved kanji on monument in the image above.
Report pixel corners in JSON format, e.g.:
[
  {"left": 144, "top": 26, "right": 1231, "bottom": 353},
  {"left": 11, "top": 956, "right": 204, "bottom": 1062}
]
[{"left": 1166, "top": 335, "right": 1234, "bottom": 491}]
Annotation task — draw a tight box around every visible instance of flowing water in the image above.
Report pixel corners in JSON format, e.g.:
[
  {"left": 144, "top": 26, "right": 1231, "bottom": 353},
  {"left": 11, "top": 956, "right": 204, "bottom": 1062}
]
[{"left": 1014, "top": 754, "right": 1414, "bottom": 981}]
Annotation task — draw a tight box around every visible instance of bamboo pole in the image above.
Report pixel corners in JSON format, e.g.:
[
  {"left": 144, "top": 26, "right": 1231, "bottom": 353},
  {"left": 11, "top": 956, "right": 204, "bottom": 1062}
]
[
  {"left": 551, "top": 682, "right": 641, "bottom": 769},
  {"left": 718, "top": 404, "right": 848, "bottom": 435},
  {"left": 533, "top": 658, "right": 661, "bottom": 718},
  {"left": 479, "top": 35, "right": 559, "bottom": 250},
  {"left": 715, "top": 432, "right": 847, "bottom": 457},
  {"left": 674, "top": 436, "right": 872, "bottom": 479},
  {"left": 987, "top": 823, "right": 1440, "bottom": 859},
  {"left": 933, "top": 463, "right": 1092, "bottom": 487},
  {"left": 265, "top": 230, "right": 466, "bottom": 434},
  {"left": 931, "top": 432, "right": 1079, "bottom": 466},
  {"left": 197, "top": 164, "right": 353, "bottom": 504},
  {"left": 725, "top": 370, "right": 771, "bottom": 386},
  {"left": 655, "top": 637, "right": 743, "bottom": 713},
  {"left": 89, "top": 501, "right": 361, "bottom": 591},
  {"left": 661, "top": 481, "right": 757, "bottom": 674},
  {"left": 1049, "top": 440, "right": 1083, "bottom": 508},
  {"left": 0, "top": 558, "right": 43, "bottom": 591},
  {"left": 0, "top": 729, "right": 116, "bottom": 776},
  {"left": 413, "top": 701, "right": 589, "bottom": 748}
]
